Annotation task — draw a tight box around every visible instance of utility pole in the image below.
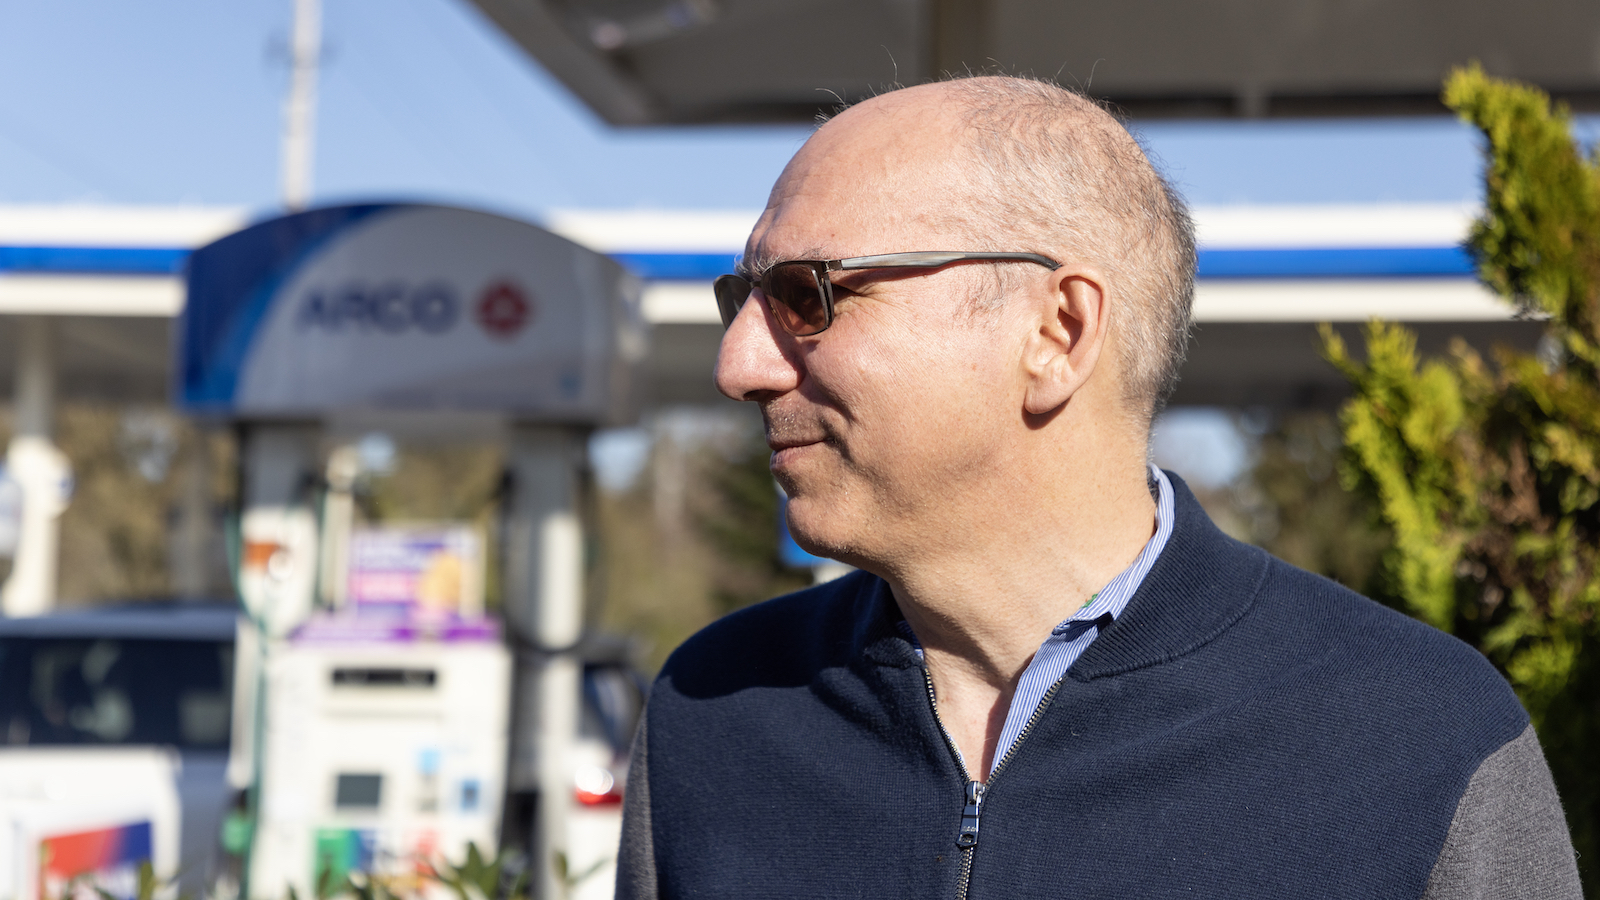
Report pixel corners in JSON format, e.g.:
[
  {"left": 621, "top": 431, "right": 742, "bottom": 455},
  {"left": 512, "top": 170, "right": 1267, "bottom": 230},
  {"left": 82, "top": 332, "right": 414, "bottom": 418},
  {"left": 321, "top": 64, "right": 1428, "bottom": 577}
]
[{"left": 281, "top": 0, "right": 322, "bottom": 211}]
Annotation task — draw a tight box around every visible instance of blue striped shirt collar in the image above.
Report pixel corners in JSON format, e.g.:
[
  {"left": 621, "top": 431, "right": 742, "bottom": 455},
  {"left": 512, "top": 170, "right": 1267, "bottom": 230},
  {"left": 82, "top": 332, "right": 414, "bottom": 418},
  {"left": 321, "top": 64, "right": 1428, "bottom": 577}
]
[{"left": 900, "top": 465, "right": 1178, "bottom": 776}]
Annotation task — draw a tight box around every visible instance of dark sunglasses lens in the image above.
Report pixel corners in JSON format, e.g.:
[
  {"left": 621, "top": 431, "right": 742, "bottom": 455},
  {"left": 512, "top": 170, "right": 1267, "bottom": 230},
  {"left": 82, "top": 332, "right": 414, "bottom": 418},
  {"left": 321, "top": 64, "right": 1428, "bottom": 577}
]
[
  {"left": 713, "top": 274, "right": 753, "bottom": 328},
  {"left": 764, "top": 263, "right": 829, "bottom": 335}
]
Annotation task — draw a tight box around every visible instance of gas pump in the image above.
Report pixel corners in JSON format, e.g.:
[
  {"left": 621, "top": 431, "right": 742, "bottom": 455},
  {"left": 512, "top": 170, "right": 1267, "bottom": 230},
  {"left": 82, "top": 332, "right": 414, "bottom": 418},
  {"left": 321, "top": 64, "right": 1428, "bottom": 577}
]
[{"left": 178, "top": 204, "right": 647, "bottom": 899}]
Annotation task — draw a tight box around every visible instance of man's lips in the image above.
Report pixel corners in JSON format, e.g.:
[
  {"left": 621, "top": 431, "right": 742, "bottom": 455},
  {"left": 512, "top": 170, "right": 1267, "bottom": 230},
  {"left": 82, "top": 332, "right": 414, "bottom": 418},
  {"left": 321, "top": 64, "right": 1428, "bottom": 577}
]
[
  {"left": 767, "top": 435, "right": 828, "bottom": 469},
  {"left": 767, "top": 436, "right": 824, "bottom": 452}
]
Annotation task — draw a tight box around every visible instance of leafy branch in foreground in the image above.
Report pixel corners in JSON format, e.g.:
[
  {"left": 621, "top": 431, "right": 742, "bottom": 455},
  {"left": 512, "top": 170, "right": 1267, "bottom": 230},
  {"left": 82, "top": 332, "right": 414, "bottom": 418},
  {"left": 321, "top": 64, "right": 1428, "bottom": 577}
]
[{"left": 1322, "top": 63, "right": 1600, "bottom": 891}]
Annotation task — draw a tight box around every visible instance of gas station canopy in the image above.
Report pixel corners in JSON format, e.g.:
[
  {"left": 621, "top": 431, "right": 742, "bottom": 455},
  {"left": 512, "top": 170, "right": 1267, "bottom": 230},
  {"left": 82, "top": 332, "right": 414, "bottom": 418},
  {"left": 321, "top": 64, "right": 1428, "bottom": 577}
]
[
  {"left": 0, "top": 200, "right": 1542, "bottom": 412},
  {"left": 468, "top": 0, "right": 1600, "bottom": 124}
]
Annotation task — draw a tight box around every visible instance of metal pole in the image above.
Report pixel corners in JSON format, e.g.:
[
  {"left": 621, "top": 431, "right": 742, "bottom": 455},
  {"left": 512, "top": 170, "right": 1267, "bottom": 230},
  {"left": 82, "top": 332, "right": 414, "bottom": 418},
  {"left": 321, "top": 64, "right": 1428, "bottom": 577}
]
[
  {"left": 504, "top": 425, "right": 585, "bottom": 900},
  {"left": 280, "top": 0, "right": 322, "bottom": 211},
  {"left": 1, "top": 316, "right": 68, "bottom": 617}
]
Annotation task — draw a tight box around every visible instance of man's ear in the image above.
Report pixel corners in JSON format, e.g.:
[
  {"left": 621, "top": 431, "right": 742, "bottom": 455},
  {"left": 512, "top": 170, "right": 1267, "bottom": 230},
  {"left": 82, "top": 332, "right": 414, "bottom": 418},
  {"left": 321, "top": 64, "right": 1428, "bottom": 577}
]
[{"left": 1022, "top": 270, "right": 1108, "bottom": 416}]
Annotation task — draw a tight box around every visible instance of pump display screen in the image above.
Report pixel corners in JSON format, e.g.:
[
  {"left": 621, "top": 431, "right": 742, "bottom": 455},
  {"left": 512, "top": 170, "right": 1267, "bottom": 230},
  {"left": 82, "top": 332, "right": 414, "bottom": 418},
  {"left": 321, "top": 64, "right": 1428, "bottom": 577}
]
[
  {"left": 334, "top": 773, "right": 384, "bottom": 809},
  {"left": 0, "top": 637, "right": 233, "bottom": 749}
]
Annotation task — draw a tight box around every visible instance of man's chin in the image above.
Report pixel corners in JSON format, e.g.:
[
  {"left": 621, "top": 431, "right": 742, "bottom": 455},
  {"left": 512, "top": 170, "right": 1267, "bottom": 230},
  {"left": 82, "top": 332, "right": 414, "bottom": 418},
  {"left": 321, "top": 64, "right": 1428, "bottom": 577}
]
[
  {"left": 785, "top": 499, "right": 860, "bottom": 563},
  {"left": 788, "top": 528, "right": 834, "bottom": 560}
]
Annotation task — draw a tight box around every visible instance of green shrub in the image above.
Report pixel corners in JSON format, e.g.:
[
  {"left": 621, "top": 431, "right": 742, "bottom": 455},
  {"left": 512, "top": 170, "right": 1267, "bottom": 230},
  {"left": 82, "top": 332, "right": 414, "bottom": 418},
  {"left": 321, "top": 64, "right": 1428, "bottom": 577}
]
[{"left": 1324, "top": 64, "right": 1600, "bottom": 891}]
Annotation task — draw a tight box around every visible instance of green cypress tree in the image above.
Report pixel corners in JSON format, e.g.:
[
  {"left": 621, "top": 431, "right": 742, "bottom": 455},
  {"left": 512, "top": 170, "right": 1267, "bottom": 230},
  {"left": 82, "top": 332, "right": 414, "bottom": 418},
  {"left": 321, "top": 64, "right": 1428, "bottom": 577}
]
[{"left": 1323, "top": 64, "right": 1600, "bottom": 889}]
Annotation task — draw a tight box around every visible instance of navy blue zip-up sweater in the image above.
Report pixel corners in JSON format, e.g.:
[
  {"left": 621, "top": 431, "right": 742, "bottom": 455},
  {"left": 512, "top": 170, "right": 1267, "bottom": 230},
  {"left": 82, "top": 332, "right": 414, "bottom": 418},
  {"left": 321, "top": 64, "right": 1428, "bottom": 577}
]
[{"left": 626, "top": 475, "right": 1560, "bottom": 899}]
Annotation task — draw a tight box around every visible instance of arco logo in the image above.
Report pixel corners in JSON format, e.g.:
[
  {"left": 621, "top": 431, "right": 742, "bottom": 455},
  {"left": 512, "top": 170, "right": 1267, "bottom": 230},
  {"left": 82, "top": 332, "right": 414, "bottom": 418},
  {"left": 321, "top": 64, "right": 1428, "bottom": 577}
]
[
  {"left": 476, "top": 280, "right": 532, "bottom": 339},
  {"left": 296, "top": 282, "right": 460, "bottom": 334}
]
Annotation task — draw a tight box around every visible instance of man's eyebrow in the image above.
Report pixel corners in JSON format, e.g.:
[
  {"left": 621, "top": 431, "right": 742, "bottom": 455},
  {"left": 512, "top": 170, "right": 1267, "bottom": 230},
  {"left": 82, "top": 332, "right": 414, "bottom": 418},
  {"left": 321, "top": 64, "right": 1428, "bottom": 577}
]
[{"left": 736, "top": 247, "right": 831, "bottom": 278}]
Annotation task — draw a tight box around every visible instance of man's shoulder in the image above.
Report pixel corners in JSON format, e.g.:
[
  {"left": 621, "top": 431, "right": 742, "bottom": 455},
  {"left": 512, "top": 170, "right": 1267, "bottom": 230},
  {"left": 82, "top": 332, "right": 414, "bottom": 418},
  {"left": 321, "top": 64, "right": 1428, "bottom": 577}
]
[
  {"left": 1253, "top": 553, "right": 1525, "bottom": 722},
  {"left": 657, "top": 569, "right": 889, "bottom": 697},
  {"left": 1151, "top": 475, "right": 1518, "bottom": 721}
]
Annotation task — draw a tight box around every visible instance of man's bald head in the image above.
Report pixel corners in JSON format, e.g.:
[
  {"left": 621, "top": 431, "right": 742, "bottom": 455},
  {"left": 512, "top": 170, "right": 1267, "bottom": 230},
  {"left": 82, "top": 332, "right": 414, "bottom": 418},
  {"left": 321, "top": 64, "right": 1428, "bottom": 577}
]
[{"left": 791, "top": 77, "right": 1196, "bottom": 427}]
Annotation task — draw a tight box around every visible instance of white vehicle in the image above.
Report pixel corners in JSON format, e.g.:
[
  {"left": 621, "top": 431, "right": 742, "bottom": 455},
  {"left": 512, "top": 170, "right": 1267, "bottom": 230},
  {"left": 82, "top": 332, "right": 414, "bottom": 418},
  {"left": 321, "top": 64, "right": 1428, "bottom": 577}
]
[{"left": 0, "top": 603, "right": 238, "bottom": 900}]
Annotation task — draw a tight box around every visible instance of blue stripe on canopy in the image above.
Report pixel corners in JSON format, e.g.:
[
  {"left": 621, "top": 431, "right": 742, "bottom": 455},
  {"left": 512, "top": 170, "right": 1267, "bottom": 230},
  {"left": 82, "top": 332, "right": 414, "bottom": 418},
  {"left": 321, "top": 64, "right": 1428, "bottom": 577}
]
[
  {"left": 1196, "top": 246, "right": 1474, "bottom": 278},
  {"left": 0, "top": 245, "right": 190, "bottom": 274},
  {"left": 0, "top": 245, "right": 1477, "bottom": 281}
]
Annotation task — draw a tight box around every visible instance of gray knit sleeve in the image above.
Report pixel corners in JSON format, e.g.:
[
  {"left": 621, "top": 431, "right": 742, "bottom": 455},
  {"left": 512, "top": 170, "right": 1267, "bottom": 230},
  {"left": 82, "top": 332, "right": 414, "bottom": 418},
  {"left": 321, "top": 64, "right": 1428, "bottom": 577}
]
[
  {"left": 615, "top": 711, "right": 657, "bottom": 900},
  {"left": 1421, "top": 723, "right": 1581, "bottom": 900}
]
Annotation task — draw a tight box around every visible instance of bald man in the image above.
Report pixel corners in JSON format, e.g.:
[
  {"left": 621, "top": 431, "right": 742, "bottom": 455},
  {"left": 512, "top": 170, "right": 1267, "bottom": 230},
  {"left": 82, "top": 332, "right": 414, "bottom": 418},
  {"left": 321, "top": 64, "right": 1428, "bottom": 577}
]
[{"left": 616, "top": 78, "right": 1579, "bottom": 899}]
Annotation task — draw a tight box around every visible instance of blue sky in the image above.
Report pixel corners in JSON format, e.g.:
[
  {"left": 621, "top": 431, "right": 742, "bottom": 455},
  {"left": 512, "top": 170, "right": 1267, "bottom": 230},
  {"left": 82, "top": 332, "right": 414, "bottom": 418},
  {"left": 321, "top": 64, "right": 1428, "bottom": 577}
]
[
  {"left": 0, "top": 0, "right": 810, "bottom": 214},
  {"left": 7, "top": 0, "right": 1596, "bottom": 220}
]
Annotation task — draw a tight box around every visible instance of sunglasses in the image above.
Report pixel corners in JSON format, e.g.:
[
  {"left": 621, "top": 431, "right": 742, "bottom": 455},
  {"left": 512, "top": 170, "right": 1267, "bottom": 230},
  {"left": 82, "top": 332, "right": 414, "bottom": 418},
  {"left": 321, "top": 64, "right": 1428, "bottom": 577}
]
[{"left": 713, "top": 251, "right": 1062, "bottom": 336}]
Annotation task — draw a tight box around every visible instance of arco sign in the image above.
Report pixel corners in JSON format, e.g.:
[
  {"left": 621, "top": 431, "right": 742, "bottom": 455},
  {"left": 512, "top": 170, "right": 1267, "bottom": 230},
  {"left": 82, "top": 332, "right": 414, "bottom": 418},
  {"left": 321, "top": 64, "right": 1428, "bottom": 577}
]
[{"left": 177, "top": 204, "right": 645, "bottom": 423}]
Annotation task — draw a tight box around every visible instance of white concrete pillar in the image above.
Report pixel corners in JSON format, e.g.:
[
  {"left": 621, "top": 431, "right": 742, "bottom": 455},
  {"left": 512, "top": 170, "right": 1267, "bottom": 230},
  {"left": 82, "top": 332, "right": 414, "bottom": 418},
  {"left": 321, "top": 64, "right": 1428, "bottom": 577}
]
[
  {"left": 2, "top": 316, "right": 70, "bottom": 617},
  {"left": 237, "top": 424, "right": 321, "bottom": 637},
  {"left": 504, "top": 425, "right": 585, "bottom": 900}
]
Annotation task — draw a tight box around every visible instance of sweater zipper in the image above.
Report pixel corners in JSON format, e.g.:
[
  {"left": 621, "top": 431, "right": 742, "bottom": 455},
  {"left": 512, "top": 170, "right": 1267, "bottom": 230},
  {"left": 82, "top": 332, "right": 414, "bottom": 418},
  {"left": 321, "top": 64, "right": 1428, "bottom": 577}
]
[
  {"left": 923, "top": 667, "right": 1067, "bottom": 900},
  {"left": 921, "top": 668, "right": 977, "bottom": 899}
]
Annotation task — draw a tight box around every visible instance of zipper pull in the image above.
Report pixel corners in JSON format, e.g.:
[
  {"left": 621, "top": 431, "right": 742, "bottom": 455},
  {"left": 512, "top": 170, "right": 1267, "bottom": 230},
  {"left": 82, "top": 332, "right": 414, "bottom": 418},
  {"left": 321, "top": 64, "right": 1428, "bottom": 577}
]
[{"left": 956, "top": 780, "right": 985, "bottom": 848}]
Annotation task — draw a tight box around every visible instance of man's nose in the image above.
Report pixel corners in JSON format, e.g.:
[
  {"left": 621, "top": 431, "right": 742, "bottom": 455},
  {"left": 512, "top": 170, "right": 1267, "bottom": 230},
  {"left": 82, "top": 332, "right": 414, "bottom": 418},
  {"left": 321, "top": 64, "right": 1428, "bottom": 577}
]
[{"left": 714, "top": 293, "right": 802, "bottom": 401}]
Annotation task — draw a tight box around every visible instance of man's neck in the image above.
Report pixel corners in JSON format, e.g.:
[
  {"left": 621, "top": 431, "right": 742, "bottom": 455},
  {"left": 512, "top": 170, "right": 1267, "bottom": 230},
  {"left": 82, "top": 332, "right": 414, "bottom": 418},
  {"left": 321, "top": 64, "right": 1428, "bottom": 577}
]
[{"left": 881, "top": 451, "right": 1158, "bottom": 779}]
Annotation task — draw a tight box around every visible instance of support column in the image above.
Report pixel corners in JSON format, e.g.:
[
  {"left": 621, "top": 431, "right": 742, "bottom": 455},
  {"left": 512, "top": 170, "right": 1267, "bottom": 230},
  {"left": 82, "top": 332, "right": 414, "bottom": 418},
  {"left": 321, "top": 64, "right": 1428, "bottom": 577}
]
[
  {"left": 504, "top": 425, "right": 585, "bottom": 900},
  {"left": 171, "top": 423, "right": 217, "bottom": 600},
  {"left": 237, "top": 424, "right": 321, "bottom": 637},
  {"left": 317, "top": 444, "right": 359, "bottom": 609},
  {"left": 2, "top": 316, "right": 70, "bottom": 617}
]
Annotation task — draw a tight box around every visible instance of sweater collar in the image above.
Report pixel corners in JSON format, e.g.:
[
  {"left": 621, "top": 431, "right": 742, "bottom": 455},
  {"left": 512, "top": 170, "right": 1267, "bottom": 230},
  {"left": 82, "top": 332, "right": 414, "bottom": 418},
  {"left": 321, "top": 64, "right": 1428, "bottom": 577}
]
[
  {"left": 1069, "top": 470, "right": 1269, "bottom": 680},
  {"left": 854, "top": 470, "right": 1268, "bottom": 676}
]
